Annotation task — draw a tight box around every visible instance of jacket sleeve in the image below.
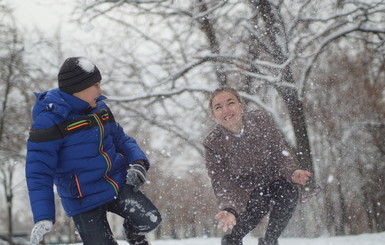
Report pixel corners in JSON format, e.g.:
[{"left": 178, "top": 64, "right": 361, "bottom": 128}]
[
  {"left": 110, "top": 120, "right": 149, "bottom": 169},
  {"left": 26, "top": 116, "right": 62, "bottom": 224},
  {"left": 258, "top": 110, "right": 298, "bottom": 181},
  {"left": 204, "top": 143, "right": 248, "bottom": 215}
]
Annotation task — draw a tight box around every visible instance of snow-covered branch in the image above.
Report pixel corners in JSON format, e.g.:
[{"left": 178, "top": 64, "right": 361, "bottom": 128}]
[
  {"left": 124, "top": 105, "right": 204, "bottom": 154},
  {"left": 107, "top": 87, "right": 212, "bottom": 102},
  {"left": 103, "top": 0, "right": 167, "bottom": 2},
  {"left": 298, "top": 22, "right": 385, "bottom": 99},
  {"left": 82, "top": 0, "right": 126, "bottom": 16},
  {"left": 100, "top": 12, "right": 175, "bottom": 59},
  {"left": 192, "top": 0, "right": 228, "bottom": 20},
  {"left": 193, "top": 54, "right": 294, "bottom": 82}
]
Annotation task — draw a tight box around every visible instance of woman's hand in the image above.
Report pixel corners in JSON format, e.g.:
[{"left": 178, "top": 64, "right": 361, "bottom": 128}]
[
  {"left": 215, "top": 211, "right": 236, "bottom": 232},
  {"left": 292, "top": 169, "right": 312, "bottom": 186}
]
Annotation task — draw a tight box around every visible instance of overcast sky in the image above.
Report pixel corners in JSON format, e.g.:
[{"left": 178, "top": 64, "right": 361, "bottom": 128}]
[
  {"left": 8, "top": 0, "right": 109, "bottom": 61},
  {"left": 10, "top": 0, "right": 74, "bottom": 33}
]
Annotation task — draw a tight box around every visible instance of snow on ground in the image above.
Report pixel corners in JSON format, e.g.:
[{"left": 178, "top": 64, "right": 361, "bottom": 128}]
[{"left": 115, "top": 232, "right": 385, "bottom": 245}]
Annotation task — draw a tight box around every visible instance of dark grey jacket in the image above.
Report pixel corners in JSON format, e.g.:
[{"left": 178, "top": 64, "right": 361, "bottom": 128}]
[{"left": 203, "top": 110, "right": 298, "bottom": 214}]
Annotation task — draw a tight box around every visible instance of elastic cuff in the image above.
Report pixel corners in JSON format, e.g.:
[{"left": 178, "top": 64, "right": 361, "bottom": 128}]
[
  {"left": 133, "top": 159, "right": 149, "bottom": 170},
  {"left": 223, "top": 208, "right": 238, "bottom": 219}
]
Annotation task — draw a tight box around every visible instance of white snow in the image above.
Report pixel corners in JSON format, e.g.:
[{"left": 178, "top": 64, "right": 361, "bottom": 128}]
[
  {"left": 70, "top": 232, "right": 385, "bottom": 245},
  {"left": 130, "top": 232, "right": 385, "bottom": 244},
  {"left": 109, "top": 232, "right": 385, "bottom": 245},
  {"left": 62, "top": 232, "right": 385, "bottom": 245},
  {"left": 77, "top": 57, "right": 96, "bottom": 73}
]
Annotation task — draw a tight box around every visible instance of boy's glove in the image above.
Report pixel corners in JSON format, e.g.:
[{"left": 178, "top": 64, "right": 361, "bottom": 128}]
[
  {"left": 126, "top": 160, "right": 147, "bottom": 192},
  {"left": 30, "top": 220, "right": 53, "bottom": 245}
]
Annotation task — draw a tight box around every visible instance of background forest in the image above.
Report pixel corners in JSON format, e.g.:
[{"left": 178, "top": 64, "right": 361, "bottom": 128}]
[{"left": 1, "top": 0, "right": 385, "bottom": 244}]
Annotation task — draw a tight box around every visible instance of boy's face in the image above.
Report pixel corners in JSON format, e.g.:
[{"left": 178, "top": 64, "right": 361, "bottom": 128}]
[{"left": 73, "top": 82, "right": 102, "bottom": 108}]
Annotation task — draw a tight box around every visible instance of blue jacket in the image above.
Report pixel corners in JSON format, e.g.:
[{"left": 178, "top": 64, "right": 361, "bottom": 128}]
[{"left": 26, "top": 89, "right": 148, "bottom": 223}]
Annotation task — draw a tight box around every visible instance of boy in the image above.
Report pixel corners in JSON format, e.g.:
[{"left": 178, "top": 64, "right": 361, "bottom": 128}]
[{"left": 26, "top": 57, "right": 161, "bottom": 245}]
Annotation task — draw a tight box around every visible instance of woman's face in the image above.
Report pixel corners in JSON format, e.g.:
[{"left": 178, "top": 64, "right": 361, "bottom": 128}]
[{"left": 211, "top": 91, "right": 244, "bottom": 133}]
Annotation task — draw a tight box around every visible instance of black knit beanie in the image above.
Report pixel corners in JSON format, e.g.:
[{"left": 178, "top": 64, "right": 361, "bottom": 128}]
[{"left": 58, "top": 57, "right": 102, "bottom": 94}]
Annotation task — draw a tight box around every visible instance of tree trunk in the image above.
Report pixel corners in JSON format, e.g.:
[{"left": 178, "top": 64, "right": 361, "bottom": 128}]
[
  {"left": 249, "top": 0, "right": 315, "bottom": 178},
  {"left": 2, "top": 167, "right": 14, "bottom": 245},
  {"left": 196, "top": 0, "right": 227, "bottom": 86}
]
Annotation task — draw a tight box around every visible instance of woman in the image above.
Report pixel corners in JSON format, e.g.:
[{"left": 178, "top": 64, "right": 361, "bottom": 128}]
[{"left": 203, "top": 87, "right": 311, "bottom": 245}]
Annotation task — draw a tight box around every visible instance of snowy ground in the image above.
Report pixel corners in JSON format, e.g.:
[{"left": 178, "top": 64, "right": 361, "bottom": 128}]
[{"left": 114, "top": 232, "right": 385, "bottom": 245}]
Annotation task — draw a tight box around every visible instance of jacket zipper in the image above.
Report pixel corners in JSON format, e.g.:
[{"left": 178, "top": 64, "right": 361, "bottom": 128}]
[
  {"left": 73, "top": 174, "right": 83, "bottom": 198},
  {"left": 92, "top": 113, "right": 119, "bottom": 195}
]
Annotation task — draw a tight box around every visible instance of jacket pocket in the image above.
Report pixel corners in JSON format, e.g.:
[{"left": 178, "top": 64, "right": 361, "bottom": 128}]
[{"left": 70, "top": 174, "right": 83, "bottom": 198}]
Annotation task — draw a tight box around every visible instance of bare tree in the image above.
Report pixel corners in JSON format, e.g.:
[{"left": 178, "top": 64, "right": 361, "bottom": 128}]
[
  {"left": 306, "top": 45, "right": 385, "bottom": 235},
  {"left": 0, "top": 3, "right": 34, "bottom": 244},
  {"left": 79, "top": 0, "right": 385, "bottom": 169}
]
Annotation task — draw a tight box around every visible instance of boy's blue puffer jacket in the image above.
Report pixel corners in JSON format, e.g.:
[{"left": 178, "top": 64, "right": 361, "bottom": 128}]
[{"left": 26, "top": 89, "right": 148, "bottom": 223}]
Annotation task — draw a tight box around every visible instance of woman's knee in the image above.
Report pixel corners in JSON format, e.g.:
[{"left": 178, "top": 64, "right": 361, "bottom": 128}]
[{"left": 271, "top": 179, "right": 299, "bottom": 204}]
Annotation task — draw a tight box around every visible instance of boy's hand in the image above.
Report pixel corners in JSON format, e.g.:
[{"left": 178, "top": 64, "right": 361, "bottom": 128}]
[
  {"left": 30, "top": 220, "right": 53, "bottom": 245},
  {"left": 126, "top": 161, "right": 147, "bottom": 192}
]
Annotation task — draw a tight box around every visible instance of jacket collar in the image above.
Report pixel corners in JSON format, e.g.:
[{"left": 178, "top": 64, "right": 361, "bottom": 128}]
[{"left": 33, "top": 89, "right": 106, "bottom": 119}]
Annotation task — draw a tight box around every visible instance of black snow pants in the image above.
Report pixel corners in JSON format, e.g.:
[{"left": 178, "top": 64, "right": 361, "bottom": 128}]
[
  {"left": 223, "top": 178, "right": 299, "bottom": 245},
  {"left": 72, "top": 184, "right": 161, "bottom": 245}
]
